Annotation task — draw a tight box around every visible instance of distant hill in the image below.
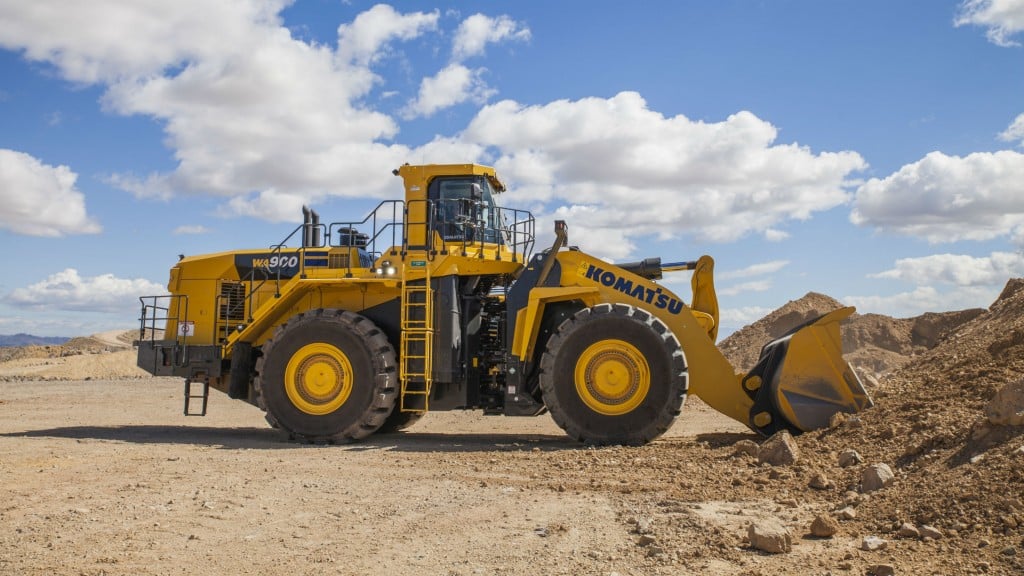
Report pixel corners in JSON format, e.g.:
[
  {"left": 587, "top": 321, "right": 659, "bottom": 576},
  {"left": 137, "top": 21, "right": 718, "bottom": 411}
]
[{"left": 0, "top": 333, "right": 70, "bottom": 347}]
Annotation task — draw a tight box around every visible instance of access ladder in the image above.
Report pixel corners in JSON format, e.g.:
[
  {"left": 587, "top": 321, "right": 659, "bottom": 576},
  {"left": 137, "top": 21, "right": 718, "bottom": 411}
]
[{"left": 399, "top": 260, "right": 434, "bottom": 412}]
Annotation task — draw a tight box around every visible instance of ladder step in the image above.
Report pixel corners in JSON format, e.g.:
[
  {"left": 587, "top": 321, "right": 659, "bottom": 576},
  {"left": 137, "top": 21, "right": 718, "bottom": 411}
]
[{"left": 183, "top": 379, "right": 209, "bottom": 416}]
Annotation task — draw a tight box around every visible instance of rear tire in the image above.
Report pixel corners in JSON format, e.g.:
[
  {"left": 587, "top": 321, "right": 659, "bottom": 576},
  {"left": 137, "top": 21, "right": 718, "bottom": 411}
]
[
  {"left": 539, "top": 303, "right": 687, "bottom": 445},
  {"left": 254, "top": 309, "right": 397, "bottom": 443}
]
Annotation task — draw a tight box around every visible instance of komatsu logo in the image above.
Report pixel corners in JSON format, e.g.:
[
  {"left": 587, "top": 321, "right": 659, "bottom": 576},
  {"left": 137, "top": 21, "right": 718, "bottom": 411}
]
[{"left": 578, "top": 263, "right": 684, "bottom": 315}]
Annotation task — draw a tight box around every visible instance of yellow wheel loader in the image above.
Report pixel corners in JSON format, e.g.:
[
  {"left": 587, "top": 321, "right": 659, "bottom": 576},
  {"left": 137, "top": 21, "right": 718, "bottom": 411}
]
[{"left": 137, "top": 163, "right": 871, "bottom": 444}]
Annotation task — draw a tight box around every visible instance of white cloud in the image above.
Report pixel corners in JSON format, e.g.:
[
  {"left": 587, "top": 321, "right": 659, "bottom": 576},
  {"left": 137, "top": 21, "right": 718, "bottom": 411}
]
[
  {"left": 337, "top": 4, "right": 439, "bottom": 66},
  {"left": 548, "top": 206, "right": 636, "bottom": 261},
  {"left": 100, "top": 19, "right": 413, "bottom": 207},
  {"left": 0, "top": 3, "right": 445, "bottom": 221},
  {"left": 870, "top": 251, "right": 1024, "bottom": 286},
  {"left": 719, "top": 280, "right": 772, "bottom": 297},
  {"left": 718, "top": 306, "right": 773, "bottom": 336},
  {"left": 851, "top": 150, "right": 1024, "bottom": 243},
  {"left": 173, "top": 225, "right": 209, "bottom": 235},
  {"left": 845, "top": 285, "right": 998, "bottom": 317},
  {"left": 106, "top": 172, "right": 175, "bottom": 201},
  {"left": 401, "top": 13, "right": 528, "bottom": 119},
  {"left": 0, "top": 0, "right": 293, "bottom": 83},
  {"left": 462, "top": 92, "right": 865, "bottom": 251},
  {"left": 763, "top": 228, "right": 790, "bottom": 242},
  {"left": 999, "top": 113, "right": 1024, "bottom": 145},
  {"left": 1013, "top": 226, "right": 1024, "bottom": 246},
  {"left": 955, "top": 0, "right": 1024, "bottom": 47},
  {"left": 222, "top": 189, "right": 309, "bottom": 223},
  {"left": 852, "top": 249, "right": 1024, "bottom": 318},
  {"left": 402, "top": 63, "right": 496, "bottom": 119},
  {"left": 452, "top": 13, "right": 530, "bottom": 61},
  {"left": 719, "top": 260, "right": 790, "bottom": 280},
  {"left": 717, "top": 260, "right": 789, "bottom": 296},
  {"left": 7, "top": 269, "right": 166, "bottom": 313},
  {"left": 0, "top": 149, "right": 101, "bottom": 237}
]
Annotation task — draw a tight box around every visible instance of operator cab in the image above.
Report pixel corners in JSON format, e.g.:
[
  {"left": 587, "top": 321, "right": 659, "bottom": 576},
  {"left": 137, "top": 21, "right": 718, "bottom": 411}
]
[{"left": 429, "top": 175, "right": 504, "bottom": 245}]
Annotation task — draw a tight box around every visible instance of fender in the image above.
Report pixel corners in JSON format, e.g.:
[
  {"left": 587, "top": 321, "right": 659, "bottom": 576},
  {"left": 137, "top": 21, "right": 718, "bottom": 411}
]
[{"left": 510, "top": 286, "right": 601, "bottom": 361}]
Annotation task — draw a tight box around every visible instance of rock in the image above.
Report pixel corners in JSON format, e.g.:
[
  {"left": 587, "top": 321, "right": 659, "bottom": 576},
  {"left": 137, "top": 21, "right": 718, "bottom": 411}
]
[
  {"left": 919, "top": 525, "right": 942, "bottom": 540},
  {"left": 838, "top": 449, "right": 863, "bottom": 467},
  {"left": 758, "top": 430, "right": 800, "bottom": 466},
  {"left": 635, "top": 517, "right": 654, "bottom": 535},
  {"left": 1001, "top": 545, "right": 1016, "bottom": 556},
  {"left": 867, "top": 564, "right": 895, "bottom": 576},
  {"left": 748, "top": 521, "right": 793, "bottom": 554},
  {"left": 829, "top": 412, "right": 847, "bottom": 428},
  {"left": 837, "top": 506, "right": 857, "bottom": 520},
  {"left": 861, "top": 535, "right": 888, "bottom": 551},
  {"left": 1015, "top": 445, "right": 1024, "bottom": 456},
  {"left": 637, "top": 534, "right": 656, "bottom": 547},
  {"left": 897, "top": 523, "right": 920, "bottom": 538},
  {"left": 810, "top": 514, "right": 840, "bottom": 537},
  {"left": 808, "top": 471, "right": 833, "bottom": 490},
  {"left": 987, "top": 379, "right": 1024, "bottom": 426},
  {"left": 861, "top": 463, "right": 895, "bottom": 493},
  {"left": 733, "top": 439, "right": 759, "bottom": 458},
  {"left": 646, "top": 545, "right": 665, "bottom": 558},
  {"left": 972, "top": 420, "right": 993, "bottom": 441}
]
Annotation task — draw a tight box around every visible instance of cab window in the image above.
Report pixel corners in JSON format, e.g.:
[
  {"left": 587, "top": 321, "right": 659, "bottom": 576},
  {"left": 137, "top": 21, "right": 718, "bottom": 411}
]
[{"left": 428, "top": 176, "right": 501, "bottom": 243}]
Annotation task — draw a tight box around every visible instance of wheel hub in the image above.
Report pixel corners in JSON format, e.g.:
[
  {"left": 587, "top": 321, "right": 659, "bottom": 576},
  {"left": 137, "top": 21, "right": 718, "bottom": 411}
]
[
  {"left": 285, "top": 343, "right": 353, "bottom": 415},
  {"left": 575, "top": 339, "right": 650, "bottom": 416}
]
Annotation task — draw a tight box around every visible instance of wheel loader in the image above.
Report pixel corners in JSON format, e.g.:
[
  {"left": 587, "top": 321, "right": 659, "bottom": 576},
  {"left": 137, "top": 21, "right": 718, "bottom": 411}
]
[{"left": 136, "top": 163, "right": 871, "bottom": 444}]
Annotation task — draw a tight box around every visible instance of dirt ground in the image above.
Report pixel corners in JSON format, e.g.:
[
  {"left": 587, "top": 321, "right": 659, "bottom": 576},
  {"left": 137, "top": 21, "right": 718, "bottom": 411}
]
[
  {"left": 0, "top": 376, "right": 1017, "bottom": 575},
  {"left": 0, "top": 377, "right": 753, "bottom": 576}
]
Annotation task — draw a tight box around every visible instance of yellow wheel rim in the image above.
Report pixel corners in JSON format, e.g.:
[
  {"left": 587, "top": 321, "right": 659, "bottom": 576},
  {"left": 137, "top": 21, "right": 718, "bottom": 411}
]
[
  {"left": 284, "top": 343, "right": 353, "bottom": 415},
  {"left": 574, "top": 339, "right": 650, "bottom": 416}
]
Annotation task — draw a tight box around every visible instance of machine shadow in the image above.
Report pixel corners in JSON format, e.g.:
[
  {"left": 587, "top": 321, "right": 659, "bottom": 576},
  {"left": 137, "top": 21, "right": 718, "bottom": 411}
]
[
  {"left": 693, "top": 431, "right": 760, "bottom": 448},
  {"left": 0, "top": 425, "right": 579, "bottom": 453}
]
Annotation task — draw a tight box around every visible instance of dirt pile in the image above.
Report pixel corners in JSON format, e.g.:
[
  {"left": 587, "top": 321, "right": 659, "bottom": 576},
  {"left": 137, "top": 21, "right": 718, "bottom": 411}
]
[
  {"left": 718, "top": 292, "right": 845, "bottom": 372},
  {"left": 789, "top": 279, "right": 1024, "bottom": 571},
  {"left": 718, "top": 292, "right": 984, "bottom": 378},
  {"left": 696, "top": 284, "right": 1022, "bottom": 572},
  {"left": 0, "top": 329, "right": 146, "bottom": 381},
  {"left": 806, "top": 276, "right": 1024, "bottom": 522}
]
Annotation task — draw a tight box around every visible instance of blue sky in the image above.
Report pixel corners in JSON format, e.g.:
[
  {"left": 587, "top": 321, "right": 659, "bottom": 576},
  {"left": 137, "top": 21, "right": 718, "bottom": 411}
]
[{"left": 1, "top": 0, "right": 1023, "bottom": 337}]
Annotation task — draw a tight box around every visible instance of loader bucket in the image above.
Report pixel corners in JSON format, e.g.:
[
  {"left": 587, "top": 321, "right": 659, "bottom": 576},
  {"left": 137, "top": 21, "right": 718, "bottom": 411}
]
[{"left": 741, "top": 307, "right": 872, "bottom": 436}]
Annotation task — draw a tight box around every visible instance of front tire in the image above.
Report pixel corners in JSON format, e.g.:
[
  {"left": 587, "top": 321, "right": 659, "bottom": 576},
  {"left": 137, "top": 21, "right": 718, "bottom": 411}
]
[
  {"left": 254, "top": 309, "right": 397, "bottom": 443},
  {"left": 376, "top": 410, "right": 424, "bottom": 434},
  {"left": 539, "top": 303, "right": 687, "bottom": 445}
]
